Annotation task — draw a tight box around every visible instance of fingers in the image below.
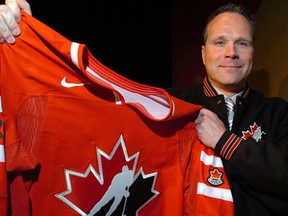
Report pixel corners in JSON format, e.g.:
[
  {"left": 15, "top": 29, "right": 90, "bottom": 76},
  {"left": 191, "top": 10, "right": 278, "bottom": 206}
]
[
  {"left": 195, "top": 108, "right": 225, "bottom": 149},
  {"left": 0, "top": 0, "right": 31, "bottom": 44},
  {"left": 5, "top": 0, "right": 32, "bottom": 22},
  {"left": 0, "top": 4, "right": 20, "bottom": 43},
  {"left": 195, "top": 108, "right": 206, "bottom": 124},
  {"left": 6, "top": 0, "right": 21, "bottom": 22},
  {"left": 195, "top": 109, "right": 205, "bottom": 140},
  {"left": 200, "top": 108, "right": 205, "bottom": 116}
]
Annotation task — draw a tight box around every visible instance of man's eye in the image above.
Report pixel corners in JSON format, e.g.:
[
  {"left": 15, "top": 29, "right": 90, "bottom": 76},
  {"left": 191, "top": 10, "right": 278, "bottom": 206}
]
[
  {"left": 237, "top": 41, "right": 249, "bottom": 47},
  {"left": 214, "top": 41, "right": 225, "bottom": 45}
]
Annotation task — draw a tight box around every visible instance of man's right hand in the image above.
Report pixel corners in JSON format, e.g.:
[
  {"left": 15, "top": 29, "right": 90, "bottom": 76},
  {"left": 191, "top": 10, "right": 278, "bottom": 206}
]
[
  {"left": 195, "top": 108, "right": 226, "bottom": 149},
  {"left": 0, "top": 0, "right": 31, "bottom": 44}
]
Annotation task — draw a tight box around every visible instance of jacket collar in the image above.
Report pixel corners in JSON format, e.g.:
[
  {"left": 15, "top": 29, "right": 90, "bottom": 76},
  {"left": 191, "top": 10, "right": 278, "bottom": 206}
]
[{"left": 202, "top": 76, "right": 250, "bottom": 99}]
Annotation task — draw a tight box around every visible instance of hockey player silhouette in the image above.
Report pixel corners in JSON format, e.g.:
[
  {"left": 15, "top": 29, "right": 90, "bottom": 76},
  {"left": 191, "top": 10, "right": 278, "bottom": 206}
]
[{"left": 88, "top": 165, "right": 134, "bottom": 216}]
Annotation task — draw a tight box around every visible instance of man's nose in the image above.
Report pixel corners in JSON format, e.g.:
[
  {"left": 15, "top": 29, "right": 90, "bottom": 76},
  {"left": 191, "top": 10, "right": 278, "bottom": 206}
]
[{"left": 225, "top": 43, "right": 239, "bottom": 59}]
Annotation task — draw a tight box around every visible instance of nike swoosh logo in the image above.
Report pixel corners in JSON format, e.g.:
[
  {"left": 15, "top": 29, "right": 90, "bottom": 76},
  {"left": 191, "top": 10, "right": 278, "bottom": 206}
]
[{"left": 61, "top": 77, "right": 84, "bottom": 88}]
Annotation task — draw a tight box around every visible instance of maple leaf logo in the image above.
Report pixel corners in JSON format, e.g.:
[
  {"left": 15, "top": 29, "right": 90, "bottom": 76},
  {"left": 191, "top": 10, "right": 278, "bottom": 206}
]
[
  {"left": 242, "top": 122, "right": 265, "bottom": 142},
  {"left": 207, "top": 168, "right": 223, "bottom": 186},
  {"left": 210, "top": 169, "right": 222, "bottom": 179},
  {"left": 55, "top": 135, "right": 159, "bottom": 215}
]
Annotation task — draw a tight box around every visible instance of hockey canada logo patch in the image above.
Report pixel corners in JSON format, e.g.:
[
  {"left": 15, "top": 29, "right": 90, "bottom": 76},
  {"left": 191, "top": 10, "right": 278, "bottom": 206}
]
[
  {"left": 55, "top": 135, "right": 159, "bottom": 215},
  {"left": 207, "top": 168, "right": 223, "bottom": 186},
  {"left": 242, "top": 122, "right": 265, "bottom": 142}
]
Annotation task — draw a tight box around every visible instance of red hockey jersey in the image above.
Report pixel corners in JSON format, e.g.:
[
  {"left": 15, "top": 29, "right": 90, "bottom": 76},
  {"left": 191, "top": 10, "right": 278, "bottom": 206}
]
[
  {"left": 0, "top": 12, "right": 234, "bottom": 215},
  {"left": 0, "top": 98, "right": 7, "bottom": 214}
]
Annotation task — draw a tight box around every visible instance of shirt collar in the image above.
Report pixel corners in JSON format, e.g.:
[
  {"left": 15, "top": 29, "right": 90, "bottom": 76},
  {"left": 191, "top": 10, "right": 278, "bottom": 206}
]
[{"left": 213, "top": 86, "right": 243, "bottom": 103}]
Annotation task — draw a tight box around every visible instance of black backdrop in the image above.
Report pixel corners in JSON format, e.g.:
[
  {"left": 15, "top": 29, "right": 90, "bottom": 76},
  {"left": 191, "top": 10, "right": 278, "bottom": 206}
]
[
  {"left": 3, "top": 0, "right": 172, "bottom": 88},
  {"left": 1, "top": 0, "right": 262, "bottom": 89}
]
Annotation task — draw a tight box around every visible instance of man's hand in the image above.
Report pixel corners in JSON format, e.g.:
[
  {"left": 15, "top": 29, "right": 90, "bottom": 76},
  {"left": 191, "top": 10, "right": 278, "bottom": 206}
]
[
  {"left": 0, "top": 0, "right": 31, "bottom": 44},
  {"left": 195, "top": 108, "right": 226, "bottom": 149}
]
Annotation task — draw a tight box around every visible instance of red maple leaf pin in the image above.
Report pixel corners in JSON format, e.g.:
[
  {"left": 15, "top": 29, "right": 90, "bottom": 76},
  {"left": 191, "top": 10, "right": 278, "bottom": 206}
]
[
  {"left": 207, "top": 168, "right": 223, "bottom": 186},
  {"left": 210, "top": 168, "right": 222, "bottom": 179}
]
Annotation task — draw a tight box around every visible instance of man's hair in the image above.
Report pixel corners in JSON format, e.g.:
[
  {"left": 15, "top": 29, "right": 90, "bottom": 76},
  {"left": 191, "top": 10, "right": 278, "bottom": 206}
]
[{"left": 202, "top": 3, "right": 256, "bottom": 44}]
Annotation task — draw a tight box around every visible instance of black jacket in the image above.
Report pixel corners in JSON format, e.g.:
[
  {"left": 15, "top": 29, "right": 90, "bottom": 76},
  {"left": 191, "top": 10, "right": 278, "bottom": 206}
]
[{"left": 169, "top": 77, "right": 288, "bottom": 216}]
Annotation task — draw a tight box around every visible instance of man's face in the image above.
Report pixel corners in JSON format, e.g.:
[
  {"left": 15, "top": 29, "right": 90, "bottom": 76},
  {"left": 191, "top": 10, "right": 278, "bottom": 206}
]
[{"left": 202, "top": 12, "right": 254, "bottom": 95}]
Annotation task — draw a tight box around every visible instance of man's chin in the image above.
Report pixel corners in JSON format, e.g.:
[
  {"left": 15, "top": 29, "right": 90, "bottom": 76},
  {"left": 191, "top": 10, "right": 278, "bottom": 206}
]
[{"left": 224, "top": 82, "right": 245, "bottom": 92}]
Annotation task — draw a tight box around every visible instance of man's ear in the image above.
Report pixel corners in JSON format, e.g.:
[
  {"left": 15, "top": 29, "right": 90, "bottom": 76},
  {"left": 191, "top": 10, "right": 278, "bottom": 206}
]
[{"left": 201, "top": 45, "right": 206, "bottom": 65}]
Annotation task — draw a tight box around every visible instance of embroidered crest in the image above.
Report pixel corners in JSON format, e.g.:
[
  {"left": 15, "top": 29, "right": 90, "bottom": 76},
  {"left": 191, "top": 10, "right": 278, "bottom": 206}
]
[
  {"left": 207, "top": 168, "right": 223, "bottom": 186},
  {"left": 242, "top": 122, "right": 265, "bottom": 142},
  {"left": 55, "top": 135, "right": 159, "bottom": 215}
]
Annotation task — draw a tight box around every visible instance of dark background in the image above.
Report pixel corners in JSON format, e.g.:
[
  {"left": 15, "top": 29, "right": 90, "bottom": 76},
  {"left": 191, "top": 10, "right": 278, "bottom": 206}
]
[
  {"left": 27, "top": 0, "right": 172, "bottom": 88},
  {"left": 2, "top": 0, "right": 262, "bottom": 89}
]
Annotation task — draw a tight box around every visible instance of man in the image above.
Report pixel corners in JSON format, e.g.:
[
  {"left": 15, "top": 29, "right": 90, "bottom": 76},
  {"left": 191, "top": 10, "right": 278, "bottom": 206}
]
[
  {"left": 0, "top": 1, "right": 235, "bottom": 215},
  {"left": 170, "top": 3, "right": 288, "bottom": 216},
  {"left": 1, "top": 1, "right": 288, "bottom": 215}
]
